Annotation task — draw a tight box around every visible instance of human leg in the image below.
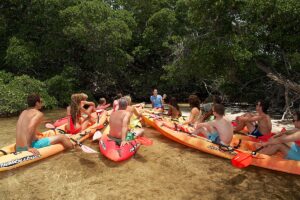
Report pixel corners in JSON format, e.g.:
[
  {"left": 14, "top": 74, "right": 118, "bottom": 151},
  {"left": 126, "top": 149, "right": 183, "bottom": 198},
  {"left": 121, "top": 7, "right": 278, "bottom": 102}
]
[
  {"left": 259, "top": 143, "right": 289, "bottom": 156},
  {"left": 48, "top": 135, "right": 74, "bottom": 149},
  {"left": 133, "top": 128, "right": 144, "bottom": 137}
]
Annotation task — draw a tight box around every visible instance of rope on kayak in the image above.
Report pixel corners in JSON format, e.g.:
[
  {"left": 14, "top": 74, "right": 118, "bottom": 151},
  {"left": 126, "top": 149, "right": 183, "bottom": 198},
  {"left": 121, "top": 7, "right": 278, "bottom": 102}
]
[
  {"left": 129, "top": 142, "right": 138, "bottom": 157},
  {"left": 213, "top": 139, "right": 242, "bottom": 153}
]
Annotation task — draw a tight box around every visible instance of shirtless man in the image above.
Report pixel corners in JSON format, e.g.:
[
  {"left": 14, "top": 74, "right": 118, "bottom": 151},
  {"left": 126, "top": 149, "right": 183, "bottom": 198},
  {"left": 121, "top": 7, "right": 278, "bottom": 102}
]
[
  {"left": 234, "top": 100, "right": 272, "bottom": 137},
  {"left": 16, "top": 93, "right": 73, "bottom": 155},
  {"left": 109, "top": 98, "right": 144, "bottom": 146},
  {"left": 259, "top": 111, "right": 300, "bottom": 161},
  {"left": 192, "top": 104, "right": 233, "bottom": 145}
]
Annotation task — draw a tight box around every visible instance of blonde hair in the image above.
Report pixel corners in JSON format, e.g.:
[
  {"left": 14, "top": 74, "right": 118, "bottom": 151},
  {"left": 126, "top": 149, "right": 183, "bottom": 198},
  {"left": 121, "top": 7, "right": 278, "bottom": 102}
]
[
  {"left": 124, "top": 95, "right": 132, "bottom": 105},
  {"left": 70, "top": 93, "right": 86, "bottom": 124},
  {"left": 80, "top": 93, "right": 88, "bottom": 100}
]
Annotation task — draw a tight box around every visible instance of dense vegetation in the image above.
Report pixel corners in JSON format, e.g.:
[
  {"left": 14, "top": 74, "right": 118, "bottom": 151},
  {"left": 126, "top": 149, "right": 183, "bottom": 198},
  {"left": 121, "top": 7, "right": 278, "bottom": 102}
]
[{"left": 0, "top": 0, "right": 299, "bottom": 116}]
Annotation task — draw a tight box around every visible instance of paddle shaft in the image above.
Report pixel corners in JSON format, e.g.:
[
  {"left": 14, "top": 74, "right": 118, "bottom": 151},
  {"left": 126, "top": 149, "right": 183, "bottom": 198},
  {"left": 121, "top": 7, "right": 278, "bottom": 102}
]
[
  {"left": 70, "top": 138, "right": 83, "bottom": 146},
  {"left": 252, "top": 146, "right": 264, "bottom": 155}
]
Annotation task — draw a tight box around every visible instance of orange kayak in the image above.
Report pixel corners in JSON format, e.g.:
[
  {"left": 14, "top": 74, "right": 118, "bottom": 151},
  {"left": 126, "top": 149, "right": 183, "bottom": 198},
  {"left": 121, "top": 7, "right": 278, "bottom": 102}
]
[
  {"left": 143, "top": 113, "right": 300, "bottom": 175},
  {"left": 0, "top": 111, "right": 108, "bottom": 171}
]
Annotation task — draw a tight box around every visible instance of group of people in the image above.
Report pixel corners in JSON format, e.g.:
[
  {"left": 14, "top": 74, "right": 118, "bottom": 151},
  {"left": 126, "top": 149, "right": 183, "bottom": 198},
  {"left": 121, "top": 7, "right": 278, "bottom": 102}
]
[
  {"left": 151, "top": 89, "right": 300, "bottom": 161},
  {"left": 15, "top": 90, "right": 300, "bottom": 161},
  {"left": 15, "top": 92, "right": 144, "bottom": 155}
]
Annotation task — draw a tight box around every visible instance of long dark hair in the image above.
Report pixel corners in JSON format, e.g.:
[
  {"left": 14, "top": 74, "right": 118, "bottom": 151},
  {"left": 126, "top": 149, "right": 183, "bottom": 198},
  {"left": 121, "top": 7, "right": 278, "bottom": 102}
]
[
  {"left": 188, "top": 95, "right": 200, "bottom": 110},
  {"left": 70, "top": 93, "right": 85, "bottom": 124},
  {"left": 169, "top": 97, "right": 180, "bottom": 111}
]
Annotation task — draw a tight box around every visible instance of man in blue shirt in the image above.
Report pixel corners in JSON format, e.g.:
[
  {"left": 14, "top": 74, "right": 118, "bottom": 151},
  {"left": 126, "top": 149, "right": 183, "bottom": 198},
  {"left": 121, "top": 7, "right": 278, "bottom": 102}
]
[{"left": 150, "top": 89, "right": 163, "bottom": 109}]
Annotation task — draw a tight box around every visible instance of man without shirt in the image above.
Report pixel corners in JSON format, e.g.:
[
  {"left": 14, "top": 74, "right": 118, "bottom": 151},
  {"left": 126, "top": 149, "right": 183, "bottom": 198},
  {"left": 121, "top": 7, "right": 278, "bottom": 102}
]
[{"left": 16, "top": 93, "right": 73, "bottom": 155}]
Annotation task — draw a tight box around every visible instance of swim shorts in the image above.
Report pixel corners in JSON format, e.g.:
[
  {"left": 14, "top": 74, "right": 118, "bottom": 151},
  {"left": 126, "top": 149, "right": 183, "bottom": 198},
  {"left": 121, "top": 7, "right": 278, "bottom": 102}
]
[
  {"left": 108, "top": 131, "right": 136, "bottom": 146},
  {"left": 207, "top": 132, "right": 221, "bottom": 144},
  {"left": 31, "top": 138, "right": 51, "bottom": 149},
  {"left": 286, "top": 143, "right": 300, "bottom": 161},
  {"left": 249, "top": 125, "right": 263, "bottom": 137}
]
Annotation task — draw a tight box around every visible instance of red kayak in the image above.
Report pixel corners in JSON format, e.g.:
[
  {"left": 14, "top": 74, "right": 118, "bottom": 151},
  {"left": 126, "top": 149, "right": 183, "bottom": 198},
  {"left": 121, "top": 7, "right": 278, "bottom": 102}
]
[
  {"left": 99, "top": 134, "right": 140, "bottom": 162},
  {"left": 53, "top": 116, "right": 68, "bottom": 127}
]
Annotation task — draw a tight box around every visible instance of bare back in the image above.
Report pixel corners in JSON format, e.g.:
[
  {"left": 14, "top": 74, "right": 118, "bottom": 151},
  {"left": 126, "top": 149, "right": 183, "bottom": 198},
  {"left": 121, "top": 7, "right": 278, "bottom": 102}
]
[
  {"left": 211, "top": 118, "right": 233, "bottom": 145},
  {"left": 109, "top": 110, "right": 130, "bottom": 138},
  {"left": 16, "top": 109, "right": 43, "bottom": 147},
  {"left": 258, "top": 113, "right": 272, "bottom": 135}
]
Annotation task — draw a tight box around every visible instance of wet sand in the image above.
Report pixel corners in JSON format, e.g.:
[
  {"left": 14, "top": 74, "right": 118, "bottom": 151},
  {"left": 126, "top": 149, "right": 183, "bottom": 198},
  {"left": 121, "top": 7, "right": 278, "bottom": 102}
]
[{"left": 0, "top": 109, "right": 300, "bottom": 200}]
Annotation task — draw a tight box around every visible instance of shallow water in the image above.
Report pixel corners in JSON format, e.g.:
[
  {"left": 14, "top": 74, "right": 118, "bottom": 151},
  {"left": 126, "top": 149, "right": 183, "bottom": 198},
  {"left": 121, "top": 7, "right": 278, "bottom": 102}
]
[{"left": 0, "top": 108, "right": 299, "bottom": 200}]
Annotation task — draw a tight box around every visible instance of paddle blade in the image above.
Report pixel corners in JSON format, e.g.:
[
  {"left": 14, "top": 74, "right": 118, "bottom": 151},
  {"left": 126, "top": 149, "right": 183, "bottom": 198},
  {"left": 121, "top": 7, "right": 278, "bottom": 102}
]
[
  {"left": 45, "top": 123, "right": 55, "bottom": 129},
  {"left": 92, "top": 130, "right": 102, "bottom": 141},
  {"left": 231, "top": 153, "right": 252, "bottom": 168},
  {"left": 81, "top": 145, "right": 98, "bottom": 153},
  {"left": 135, "top": 136, "right": 153, "bottom": 146}
]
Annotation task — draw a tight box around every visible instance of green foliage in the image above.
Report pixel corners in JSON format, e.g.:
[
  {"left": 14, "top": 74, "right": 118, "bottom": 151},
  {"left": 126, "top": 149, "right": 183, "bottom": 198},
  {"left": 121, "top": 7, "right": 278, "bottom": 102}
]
[
  {"left": 46, "top": 75, "right": 74, "bottom": 107},
  {"left": 0, "top": 0, "right": 299, "bottom": 110},
  {"left": 0, "top": 71, "right": 57, "bottom": 116},
  {"left": 5, "top": 37, "right": 39, "bottom": 74}
]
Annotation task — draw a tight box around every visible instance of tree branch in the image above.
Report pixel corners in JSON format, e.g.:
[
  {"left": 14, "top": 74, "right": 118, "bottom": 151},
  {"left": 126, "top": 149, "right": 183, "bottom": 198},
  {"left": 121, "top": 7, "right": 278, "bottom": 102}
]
[{"left": 256, "top": 60, "right": 300, "bottom": 95}]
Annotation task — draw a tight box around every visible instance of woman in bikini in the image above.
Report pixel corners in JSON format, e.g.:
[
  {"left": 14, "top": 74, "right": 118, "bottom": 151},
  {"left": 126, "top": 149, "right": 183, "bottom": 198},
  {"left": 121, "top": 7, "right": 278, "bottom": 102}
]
[
  {"left": 182, "top": 95, "right": 201, "bottom": 125},
  {"left": 66, "top": 93, "right": 96, "bottom": 134}
]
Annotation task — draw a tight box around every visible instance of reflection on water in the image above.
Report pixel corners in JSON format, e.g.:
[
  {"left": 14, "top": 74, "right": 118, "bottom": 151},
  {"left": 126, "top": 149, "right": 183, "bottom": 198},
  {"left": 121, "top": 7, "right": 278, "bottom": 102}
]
[{"left": 0, "top": 108, "right": 299, "bottom": 200}]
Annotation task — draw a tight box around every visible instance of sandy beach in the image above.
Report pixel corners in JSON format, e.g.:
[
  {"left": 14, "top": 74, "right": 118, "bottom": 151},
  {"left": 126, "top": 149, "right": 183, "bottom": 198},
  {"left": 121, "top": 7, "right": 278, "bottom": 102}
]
[{"left": 0, "top": 108, "right": 300, "bottom": 200}]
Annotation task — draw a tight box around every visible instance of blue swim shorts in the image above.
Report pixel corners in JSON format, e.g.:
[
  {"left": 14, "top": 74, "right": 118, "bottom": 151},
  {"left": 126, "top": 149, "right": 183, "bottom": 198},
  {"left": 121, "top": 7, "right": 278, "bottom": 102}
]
[
  {"left": 249, "top": 125, "right": 263, "bottom": 137},
  {"left": 286, "top": 143, "right": 300, "bottom": 161},
  {"left": 207, "top": 132, "right": 221, "bottom": 144},
  {"left": 31, "top": 138, "right": 51, "bottom": 149}
]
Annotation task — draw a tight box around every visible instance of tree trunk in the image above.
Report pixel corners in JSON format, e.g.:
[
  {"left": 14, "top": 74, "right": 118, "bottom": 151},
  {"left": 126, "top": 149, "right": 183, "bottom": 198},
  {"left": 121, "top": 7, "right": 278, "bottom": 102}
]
[{"left": 256, "top": 60, "right": 300, "bottom": 95}]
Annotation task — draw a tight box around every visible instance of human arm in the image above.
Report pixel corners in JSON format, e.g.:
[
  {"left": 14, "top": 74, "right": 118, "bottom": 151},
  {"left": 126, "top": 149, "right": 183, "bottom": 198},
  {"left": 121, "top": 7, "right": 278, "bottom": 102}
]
[
  {"left": 183, "top": 108, "right": 199, "bottom": 125},
  {"left": 113, "top": 100, "right": 119, "bottom": 111},
  {"left": 200, "top": 110, "right": 213, "bottom": 122},
  {"left": 80, "top": 100, "right": 95, "bottom": 116},
  {"left": 159, "top": 95, "right": 163, "bottom": 107},
  {"left": 81, "top": 100, "right": 95, "bottom": 108},
  {"left": 194, "top": 122, "right": 213, "bottom": 130},
  {"left": 133, "top": 107, "right": 144, "bottom": 118},
  {"left": 28, "top": 113, "right": 44, "bottom": 155},
  {"left": 150, "top": 96, "right": 154, "bottom": 108},
  {"left": 120, "top": 112, "right": 131, "bottom": 146},
  {"left": 263, "top": 131, "right": 300, "bottom": 146},
  {"left": 66, "top": 106, "right": 71, "bottom": 116},
  {"left": 239, "top": 115, "right": 262, "bottom": 123}
]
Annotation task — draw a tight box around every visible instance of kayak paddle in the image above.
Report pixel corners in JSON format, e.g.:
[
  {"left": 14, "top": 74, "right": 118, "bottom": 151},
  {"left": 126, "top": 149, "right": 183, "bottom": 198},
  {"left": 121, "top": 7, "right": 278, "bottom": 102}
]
[
  {"left": 135, "top": 136, "right": 153, "bottom": 146},
  {"left": 70, "top": 138, "right": 98, "bottom": 153},
  {"left": 46, "top": 123, "right": 97, "bottom": 153},
  {"left": 45, "top": 123, "right": 67, "bottom": 134},
  {"left": 231, "top": 146, "right": 264, "bottom": 168},
  {"left": 92, "top": 130, "right": 103, "bottom": 141}
]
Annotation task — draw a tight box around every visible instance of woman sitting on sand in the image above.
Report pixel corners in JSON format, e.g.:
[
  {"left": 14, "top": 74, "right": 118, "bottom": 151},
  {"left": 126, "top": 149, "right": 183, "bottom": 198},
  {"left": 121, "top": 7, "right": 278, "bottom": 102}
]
[
  {"left": 259, "top": 111, "right": 300, "bottom": 161},
  {"left": 182, "top": 95, "right": 201, "bottom": 125},
  {"left": 167, "top": 97, "right": 182, "bottom": 119},
  {"left": 66, "top": 93, "right": 96, "bottom": 134}
]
